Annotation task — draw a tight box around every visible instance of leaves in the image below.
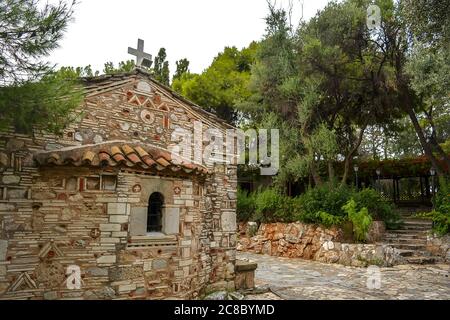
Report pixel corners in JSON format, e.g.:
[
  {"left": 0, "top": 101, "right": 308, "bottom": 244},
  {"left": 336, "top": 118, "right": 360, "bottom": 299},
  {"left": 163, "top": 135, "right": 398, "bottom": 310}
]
[
  {"left": 342, "top": 199, "right": 373, "bottom": 242},
  {"left": 173, "top": 44, "right": 258, "bottom": 124},
  {"left": 0, "top": 0, "right": 81, "bottom": 133}
]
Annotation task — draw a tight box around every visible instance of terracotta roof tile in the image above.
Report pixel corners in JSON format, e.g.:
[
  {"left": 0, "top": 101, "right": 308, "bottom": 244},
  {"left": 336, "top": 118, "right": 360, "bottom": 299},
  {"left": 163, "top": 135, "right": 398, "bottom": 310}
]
[
  {"left": 34, "top": 141, "right": 209, "bottom": 176},
  {"left": 112, "top": 153, "right": 126, "bottom": 163},
  {"left": 155, "top": 157, "right": 171, "bottom": 167},
  {"left": 110, "top": 146, "right": 123, "bottom": 156},
  {"left": 121, "top": 144, "right": 134, "bottom": 155},
  {"left": 134, "top": 146, "right": 149, "bottom": 158},
  {"left": 141, "top": 155, "right": 156, "bottom": 167},
  {"left": 126, "top": 152, "right": 142, "bottom": 164},
  {"left": 98, "top": 151, "right": 110, "bottom": 163},
  {"left": 82, "top": 151, "right": 96, "bottom": 163}
]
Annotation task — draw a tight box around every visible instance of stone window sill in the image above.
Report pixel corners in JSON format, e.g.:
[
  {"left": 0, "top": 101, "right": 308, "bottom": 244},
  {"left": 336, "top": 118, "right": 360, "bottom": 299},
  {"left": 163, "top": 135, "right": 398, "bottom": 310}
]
[
  {"left": 134, "top": 233, "right": 176, "bottom": 241},
  {"left": 126, "top": 234, "right": 178, "bottom": 249}
]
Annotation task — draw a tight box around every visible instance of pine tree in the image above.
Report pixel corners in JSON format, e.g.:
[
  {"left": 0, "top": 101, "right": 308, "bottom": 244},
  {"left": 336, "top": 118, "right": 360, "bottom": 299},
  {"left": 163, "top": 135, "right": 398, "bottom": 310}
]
[
  {"left": 153, "top": 48, "right": 170, "bottom": 86},
  {"left": 0, "top": 0, "right": 82, "bottom": 134},
  {"left": 173, "top": 58, "right": 190, "bottom": 81}
]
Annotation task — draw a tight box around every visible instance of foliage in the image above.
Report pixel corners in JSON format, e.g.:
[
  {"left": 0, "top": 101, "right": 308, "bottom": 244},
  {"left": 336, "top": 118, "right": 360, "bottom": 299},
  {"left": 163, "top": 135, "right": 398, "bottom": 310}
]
[
  {"left": 416, "top": 177, "right": 450, "bottom": 235},
  {"left": 402, "top": 0, "right": 450, "bottom": 47},
  {"left": 342, "top": 199, "right": 373, "bottom": 242},
  {"left": 0, "top": 67, "right": 83, "bottom": 133},
  {"left": 0, "top": 0, "right": 76, "bottom": 84},
  {"left": 173, "top": 43, "right": 258, "bottom": 124},
  {"left": 153, "top": 48, "right": 170, "bottom": 85},
  {"left": 298, "top": 183, "right": 353, "bottom": 220},
  {"left": 237, "top": 188, "right": 255, "bottom": 222},
  {"left": 237, "top": 183, "right": 397, "bottom": 235},
  {"left": 0, "top": 0, "right": 81, "bottom": 134},
  {"left": 103, "top": 60, "right": 137, "bottom": 75},
  {"left": 173, "top": 58, "right": 190, "bottom": 81},
  {"left": 309, "top": 211, "right": 344, "bottom": 228},
  {"left": 252, "top": 187, "right": 296, "bottom": 223},
  {"left": 352, "top": 188, "right": 400, "bottom": 229}
]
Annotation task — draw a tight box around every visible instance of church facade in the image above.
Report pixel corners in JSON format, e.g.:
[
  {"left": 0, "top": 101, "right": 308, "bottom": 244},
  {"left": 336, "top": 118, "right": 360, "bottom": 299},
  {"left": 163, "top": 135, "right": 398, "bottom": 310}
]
[{"left": 0, "top": 69, "right": 238, "bottom": 299}]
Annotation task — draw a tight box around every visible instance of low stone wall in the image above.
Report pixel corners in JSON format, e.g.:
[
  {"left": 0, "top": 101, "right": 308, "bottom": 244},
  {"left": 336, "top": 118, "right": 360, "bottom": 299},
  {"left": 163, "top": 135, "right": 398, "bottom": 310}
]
[
  {"left": 238, "top": 222, "right": 403, "bottom": 267},
  {"left": 426, "top": 234, "right": 450, "bottom": 262}
]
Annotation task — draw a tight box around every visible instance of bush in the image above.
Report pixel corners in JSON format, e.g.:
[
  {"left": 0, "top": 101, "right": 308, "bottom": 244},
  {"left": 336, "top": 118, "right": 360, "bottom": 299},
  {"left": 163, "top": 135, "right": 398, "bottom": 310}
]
[
  {"left": 352, "top": 188, "right": 401, "bottom": 229},
  {"left": 237, "top": 188, "right": 255, "bottom": 222},
  {"left": 342, "top": 199, "right": 373, "bottom": 242},
  {"left": 416, "top": 177, "right": 450, "bottom": 236},
  {"left": 312, "top": 211, "right": 345, "bottom": 228},
  {"left": 253, "top": 188, "right": 298, "bottom": 223},
  {"left": 298, "top": 183, "right": 352, "bottom": 220},
  {"left": 236, "top": 183, "right": 398, "bottom": 234}
]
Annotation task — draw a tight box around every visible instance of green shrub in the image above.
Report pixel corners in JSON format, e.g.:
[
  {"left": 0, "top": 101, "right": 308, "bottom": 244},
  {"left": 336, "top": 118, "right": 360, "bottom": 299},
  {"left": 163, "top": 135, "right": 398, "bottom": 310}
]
[
  {"left": 416, "top": 177, "right": 450, "bottom": 235},
  {"left": 416, "top": 210, "right": 450, "bottom": 236},
  {"left": 236, "top": 183, "right": 398, "bottom": 236},
  {"left": 313, "top": 211, "right": 344, "bottom": 228},
  {"left": 237, "top": 188, "right": 255, "bottom": 222},
  {"left": 252, "top": 188, "right": 297, "bottom": 223},
  {"left": 342, "top": 199, "right": 373, "bottom": 242},
  {"left": 352, "top": 188, "right": 401, "bottom": 229},
  {"left": 298, "top": 183, "right": 352, "bottom": 219}
]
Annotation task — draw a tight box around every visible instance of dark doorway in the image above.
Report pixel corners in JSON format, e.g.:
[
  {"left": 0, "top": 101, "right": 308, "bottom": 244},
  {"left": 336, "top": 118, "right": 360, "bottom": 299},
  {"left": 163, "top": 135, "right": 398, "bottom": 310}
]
[{"left": 147, "top": 192, "right": 164, "bottom": 232}]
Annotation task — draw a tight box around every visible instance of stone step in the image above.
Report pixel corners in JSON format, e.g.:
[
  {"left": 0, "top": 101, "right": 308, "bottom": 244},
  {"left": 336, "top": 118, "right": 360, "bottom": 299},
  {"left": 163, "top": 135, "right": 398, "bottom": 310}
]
[
  {"left": 401, "top": 225, "right": 431, "bottom": 231},
  {"left": 384, "top": 233, "right": 425, "bottom": 239},
  {"left": 403, "top": 220, "right": 433, "bottom": 226},
  {"left": 389, "top": 243, "right": 427, "bottom": 250},
  {"left": 396, "top": 249, "right": 416, "bottom": 257},
  {"left": 385, "top": 238, "right": 427, "bottom": 244},
  {"left": 388, "top": 229, "right": 428, "bottom": 235},
  {"left": 406, "top": 256, "right": 437, "bottom": 265}
]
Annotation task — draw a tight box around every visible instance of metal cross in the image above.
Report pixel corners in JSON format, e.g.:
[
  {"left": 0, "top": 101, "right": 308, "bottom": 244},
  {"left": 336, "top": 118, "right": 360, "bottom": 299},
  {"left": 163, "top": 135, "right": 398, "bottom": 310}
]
[{"left": 128, "top": 39, "right": 152, "bottom": 68}]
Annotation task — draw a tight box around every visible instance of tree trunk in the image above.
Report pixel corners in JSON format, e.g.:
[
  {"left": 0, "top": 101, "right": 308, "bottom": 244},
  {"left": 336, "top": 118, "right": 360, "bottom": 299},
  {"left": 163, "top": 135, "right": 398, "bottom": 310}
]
[
  {"left": 341, "top": 125, "right": 367, "bottom": 187},
  {"left": 403, "top": 103, "right": 446, "bottom": 176},
  {"left": 430, "top": 138, "right": 450, "bottom": 172},
  {"left": 310, "top": 161, "right": 322, "bottom": 186},
  {"left": 394, "top": 54, "right": 448, "bottom": 176},
  {"left": 328, "top": 160, "right": 335, "bottom": 184}
]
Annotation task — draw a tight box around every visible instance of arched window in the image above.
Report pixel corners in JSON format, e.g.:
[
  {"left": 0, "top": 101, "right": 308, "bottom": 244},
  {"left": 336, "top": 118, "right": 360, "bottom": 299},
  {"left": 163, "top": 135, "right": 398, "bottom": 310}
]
[{"left": 147, "top": 192, "right": 164, "bottom": 232}]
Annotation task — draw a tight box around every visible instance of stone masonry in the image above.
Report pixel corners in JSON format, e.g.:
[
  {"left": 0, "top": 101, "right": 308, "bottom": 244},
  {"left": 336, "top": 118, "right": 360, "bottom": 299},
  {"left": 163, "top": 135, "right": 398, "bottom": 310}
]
[{"left": 0, "top": 69, "right": 238, "bottom": 299}]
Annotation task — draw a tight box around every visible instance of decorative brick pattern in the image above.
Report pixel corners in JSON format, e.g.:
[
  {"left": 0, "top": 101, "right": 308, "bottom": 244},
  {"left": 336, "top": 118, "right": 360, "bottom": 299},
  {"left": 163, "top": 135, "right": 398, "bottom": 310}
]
[{"left": 0, "top": 70, "right": 237, "bottom": 299}]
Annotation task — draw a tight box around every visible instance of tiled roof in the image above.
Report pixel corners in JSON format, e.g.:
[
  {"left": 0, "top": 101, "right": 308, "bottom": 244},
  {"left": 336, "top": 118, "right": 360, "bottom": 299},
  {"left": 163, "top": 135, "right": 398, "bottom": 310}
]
[{"left": 34, "top": 141, "right": 209, "bottom": 176}]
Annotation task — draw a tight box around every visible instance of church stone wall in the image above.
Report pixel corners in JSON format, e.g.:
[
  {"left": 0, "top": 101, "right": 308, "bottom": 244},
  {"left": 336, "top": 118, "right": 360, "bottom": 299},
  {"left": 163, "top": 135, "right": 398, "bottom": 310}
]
[{"left": 0, "top": 72, "right": 237, "bottom": 299}]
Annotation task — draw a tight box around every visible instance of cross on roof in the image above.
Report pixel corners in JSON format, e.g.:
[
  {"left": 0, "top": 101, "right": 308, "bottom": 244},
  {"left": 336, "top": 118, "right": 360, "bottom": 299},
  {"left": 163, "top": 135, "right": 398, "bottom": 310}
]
[{"left": 128, "top": 39, "right": 152, "bottom": 68}]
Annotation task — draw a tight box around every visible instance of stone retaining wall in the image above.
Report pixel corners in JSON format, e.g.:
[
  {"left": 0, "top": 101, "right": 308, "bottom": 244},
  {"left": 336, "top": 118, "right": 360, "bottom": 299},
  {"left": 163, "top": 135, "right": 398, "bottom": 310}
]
[
  {"left": 237, "top": 222, "right": 404, "bottom": 267},
  {"left": 426, "top": 234, "right": 450, "bottom": 262}
]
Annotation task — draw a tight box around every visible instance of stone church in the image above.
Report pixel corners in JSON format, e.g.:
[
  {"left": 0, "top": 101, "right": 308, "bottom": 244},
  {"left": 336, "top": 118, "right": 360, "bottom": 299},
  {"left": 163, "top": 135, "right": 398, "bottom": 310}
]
[{"left": 0, "top": 68, "right": 238, "bottom": 299}]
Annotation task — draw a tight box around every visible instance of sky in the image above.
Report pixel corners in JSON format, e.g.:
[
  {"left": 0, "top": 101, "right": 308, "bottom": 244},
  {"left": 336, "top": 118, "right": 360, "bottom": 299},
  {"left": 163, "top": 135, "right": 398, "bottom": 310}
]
[{"left": 49, "top": 0, "right": 330, "bottom": 75}]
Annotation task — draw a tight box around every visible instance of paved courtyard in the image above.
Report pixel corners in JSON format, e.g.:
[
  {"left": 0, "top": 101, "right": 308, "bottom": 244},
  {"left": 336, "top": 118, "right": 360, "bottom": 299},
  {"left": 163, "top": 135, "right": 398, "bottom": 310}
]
[{"left": 239, "top": 252, "right": 450, "bottom": 300}]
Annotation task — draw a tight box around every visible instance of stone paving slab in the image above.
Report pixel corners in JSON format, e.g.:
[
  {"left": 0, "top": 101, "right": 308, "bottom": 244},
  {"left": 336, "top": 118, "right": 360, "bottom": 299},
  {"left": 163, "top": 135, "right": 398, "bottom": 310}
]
[{"left": 239, "top": 252, "right": 450, "bottom": 300}]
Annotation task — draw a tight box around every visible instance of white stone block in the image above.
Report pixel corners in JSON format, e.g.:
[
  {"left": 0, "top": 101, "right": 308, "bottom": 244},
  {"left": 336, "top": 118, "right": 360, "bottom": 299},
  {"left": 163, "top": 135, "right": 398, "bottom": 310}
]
[
  {"left": 100, "top": 224, "right": 121, "bottom": 232},
  {"left": 182, "top": 248, "right": 191, "bottom": 258},
  {"left": 118, "top": 284, "right": 136, "bottom": 293},
  {"left": 164, "top": 207, "right": 180, "bottom": 235},
  {"left": 97, "top": 255, "right": 116, "bottom": 264},
  {"left": 0, "top": 240, "right": 8, "bottom": 261},
  {"left": 185, "top": 200, "right": 194, "bottom": 207},
  {"left": 130, "top": 207, "right": 147, "bottom": 236},
  {"left": 179, "top": 259, "right": 192, "bottom": 267},
  {"left": 221, "top": 212, "right": 237, "bottom": 232},
  {"left": 107, "top": 203, "right": 127, "bottom": 215},
  {"left": 111, "top": 231, "right": 128, "bottom": 238},
  {"left": 100, "top": 237, "right": 120, "bottom": 244},
  {"left": 109, "top": 215, "right": 129, "bottom": 223},
  {"left": 143, "top": 261, "right": 152, "bottom": 271}
]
